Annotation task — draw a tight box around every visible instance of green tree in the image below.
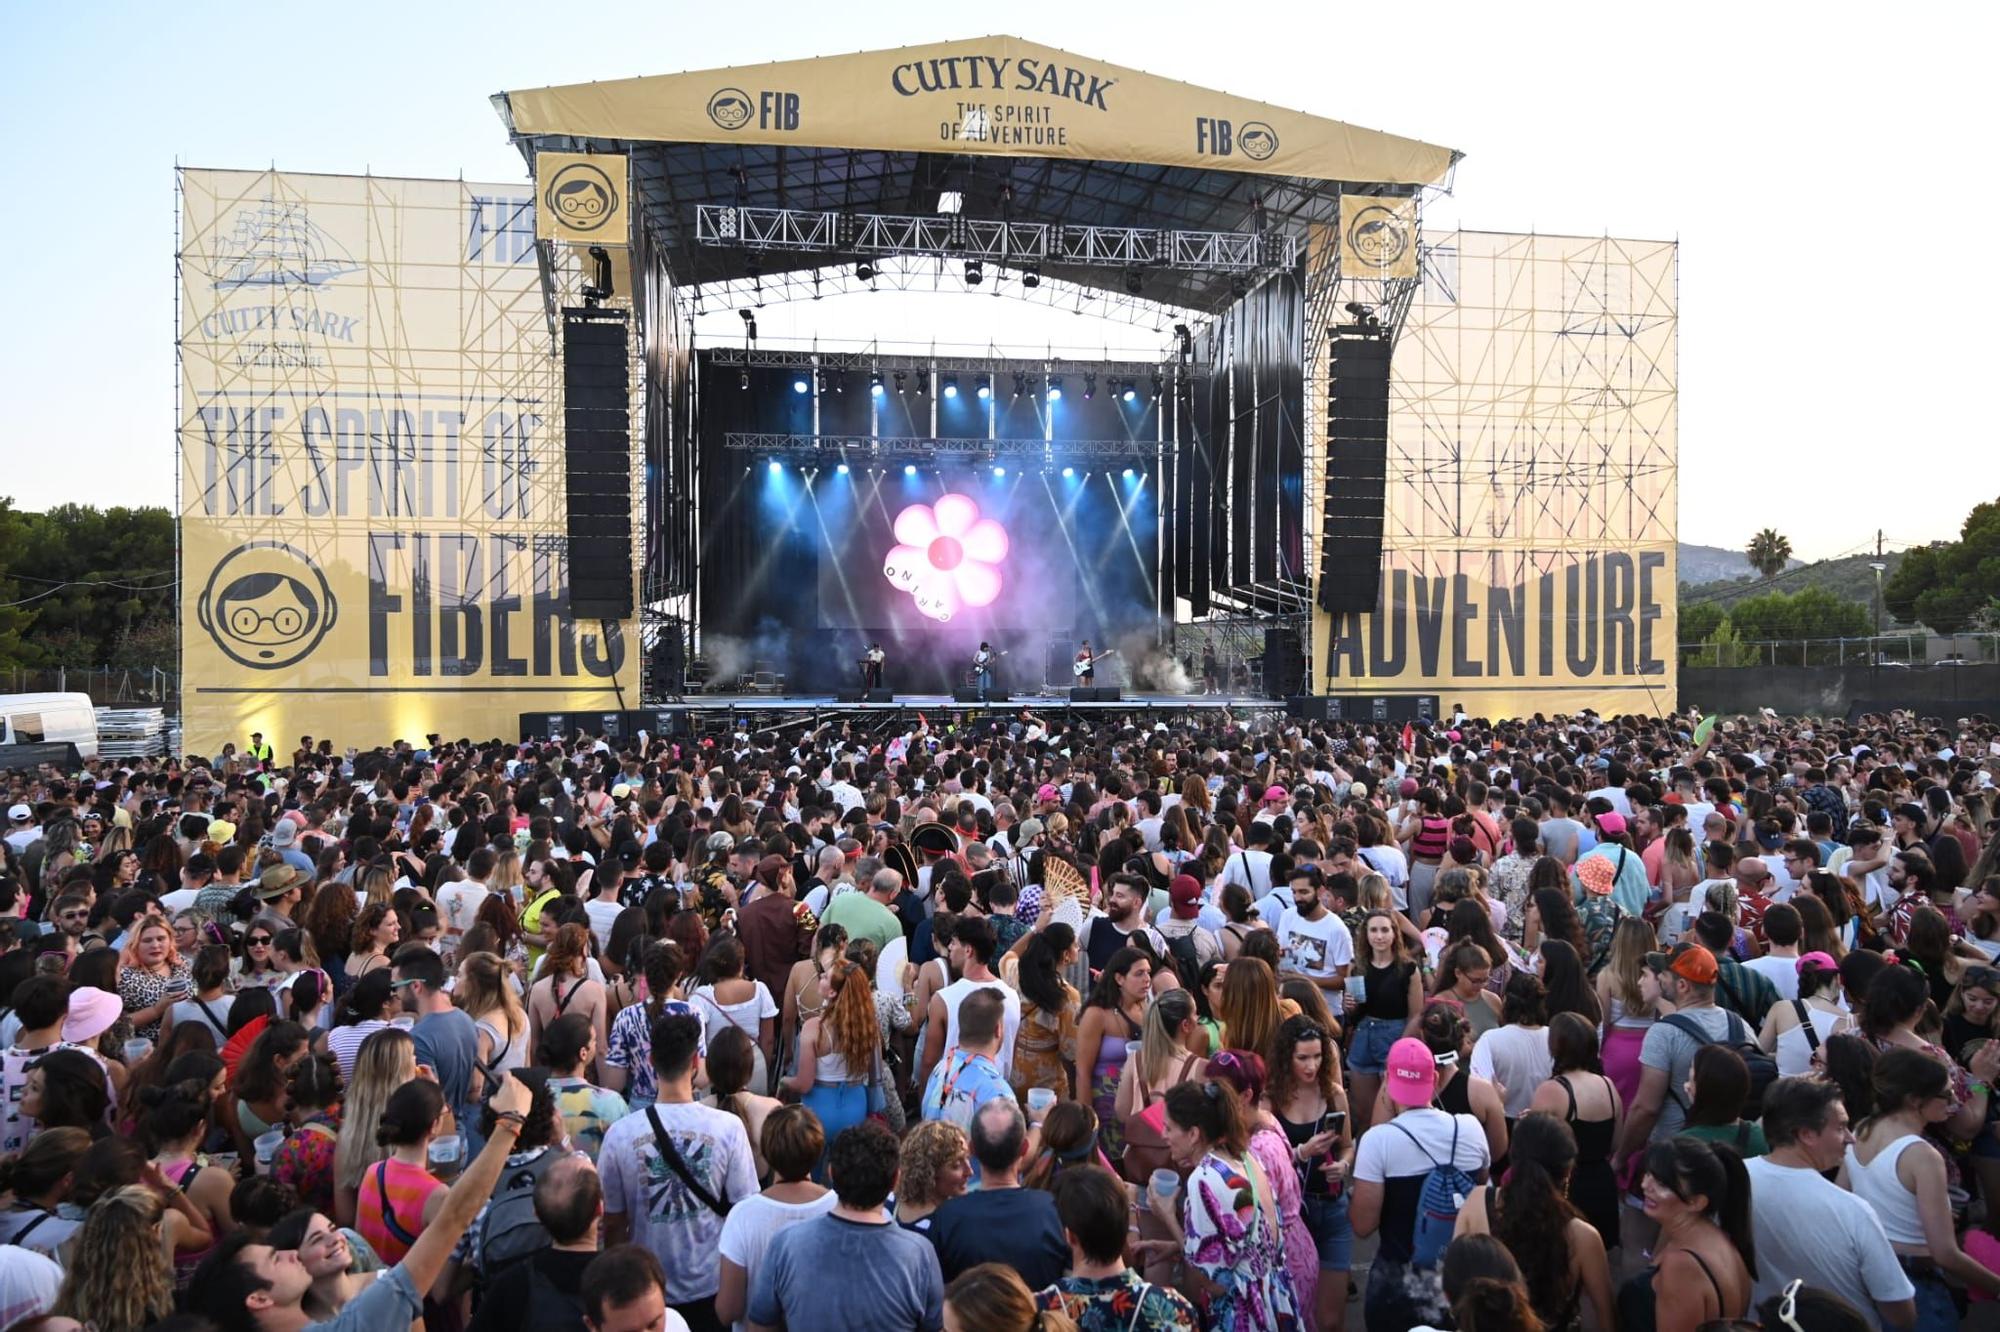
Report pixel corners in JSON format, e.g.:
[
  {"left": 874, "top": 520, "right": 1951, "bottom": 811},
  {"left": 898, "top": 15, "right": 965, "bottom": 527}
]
[
  {"left": 1678, "top": 601, "right": 1726, "bottom": 645},
  {"left": 1883, "top": 506, "right": 2000, "bottom": 634},
  {"left": 1747, "top": 529, "right": 1794, "bottom": 580},
  {"left": 1697, "top": 617, "right": 1757, "bottom": 668},
  {"left": 0, "top": 502, "right": 176, "bottom": 668},
  {"left": 1726, "top": 586, "right": 1872, "bottom": 643}
]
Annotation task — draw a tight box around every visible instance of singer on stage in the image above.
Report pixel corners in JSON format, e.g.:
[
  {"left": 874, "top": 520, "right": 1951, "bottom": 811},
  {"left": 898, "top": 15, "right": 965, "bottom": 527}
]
[{"left": 861, "top": 642, "right": 885, "bottom": 690}]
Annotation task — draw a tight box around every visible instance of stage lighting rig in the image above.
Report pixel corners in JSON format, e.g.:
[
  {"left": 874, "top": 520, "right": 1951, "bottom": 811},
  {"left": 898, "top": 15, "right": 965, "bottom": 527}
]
[
  {"left": 1012, "top": 373, "right": 1027, "bottom": 399},
  {"left": 1084, "top": 373, "right": 1097, "bottom": 400},
  {"left": 870, "top": 370, "right": 885, "bottom": 397},
  {"left": 1150, "top": 370, "right": 1165, "bottom": 396},
  {"left": 855, "top": 260, "right": 877, "bottom": 282},
  {"left": 1021, "top": 265, "right": 1041, "bottom": 290},
  {"left": 942, "top": 375, "right": 959, "bottom": 399},
  {"left": 964, "top": 260, "right": 983, "bottom": 286},
  {"left": 738, "top": 309, "right": 758, "bottom": 342},
  {"left": 739, "top": 369, "right": 750, "bottom": 391},
  {"left": 581, "top": 246, "right": 614, "bottom": 306},
  {"left": 1173, "top": 324, "right": 1194, "bottom": 361},
  {"left": 1124, "top": 269, "right": 1144, "bottom": 295},
  {"left": 1121, "top": 381, "right": 1137, "bottom": 403},
  {"left": 894, "top": 371, "right": 907, "bottom": 394},
  {"left": 1048, "top": 377, "right": 1063, "bottom": 402},
  {"left": 976, "top": 375, "right": 991, "bottom": 400},
  {"left": 792, "top": 375, "right": 809, "bottom": 394}
]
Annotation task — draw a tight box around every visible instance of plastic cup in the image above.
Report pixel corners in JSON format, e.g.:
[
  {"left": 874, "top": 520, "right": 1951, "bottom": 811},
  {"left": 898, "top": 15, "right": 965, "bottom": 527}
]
[
  {"left": 253, "top": 1131, "right": 284, "bottom": 1175},
  {"left": 1026, "top": 1088, "right": 1056, "bottom": 1117},
  {"left": 122, "top": 1038, "right": 153, "bottom": 1065},
  {"left": 1150, "top": 1169, "right": 1180, "bottom": 1204},
  {"left": 428, "top": 1134, "right": 463, "bottom": 1179}
]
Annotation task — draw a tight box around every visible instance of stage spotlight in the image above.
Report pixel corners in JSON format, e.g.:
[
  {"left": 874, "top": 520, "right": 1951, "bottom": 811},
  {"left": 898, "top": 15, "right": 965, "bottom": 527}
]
[
  {"left": 1048, "top": 377, "right": 1063, "bottom": 402},
  {"left": 814, "top": 369, "right": 828, "bottom": 395},
  {"left": 856, "top": 260, "right": 877, "bottom": 282},
  {"left": 870, "top": 371, "right": 885, "bottom": 397},
  {"left": 976, "top": 375, "right": 991, "bottom": 400},
  {"left": 1084, "top": 373, "right": 1097, "bottom": 400},
  {"left": 1021, "top": 265, "right": 1041, "bottom": 289},
  {"left": 768, "top": 461, "right": 783, "bottom": 475},
  {"left": 943, "top": 376, "right": 959, "bottom": 399},
  {"left": 1012, "top": 373, "right": 1027, "bottom": 398},
  {"left": 964, "top": 260, "right": 983, "bottom": 286},
  {"left": 1124, "top": 269, "right": 1143, "bottom": 295},
  {"left": 1122, "top": 381, "right": 1138, "bottom": 402},
  {"left": 1122, "top": 467, "right": 1135, "bottom": 479},
  {"left": 903, "top": 463, "right": 918, "bottom": 476},
  {"left": 1061, "top": 466, "right": 1075, "bottom": 478},
  {"left": 738, "top": 309, "right": 757, "bottom": 340},
  {"left": 836, "top": 463, "right": 850, "bottom": 475},
  {"left": 792, "top": 376, "right": 810, "bottom": 395},
  {"left": 738, "top": 368, "right": 750, "bottom": 391},
  {"left": 1150, "top": 370, "right": 1164, "bottom": 396},
  {"left": 992, "top": 465, "right": 1006, "bottom": 478}
]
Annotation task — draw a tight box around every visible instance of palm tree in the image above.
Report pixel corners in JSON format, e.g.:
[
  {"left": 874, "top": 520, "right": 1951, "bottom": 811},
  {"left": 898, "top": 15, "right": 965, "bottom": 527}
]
[{"left": 1747, "top": 529, "right": 1793, "bottom": 580}]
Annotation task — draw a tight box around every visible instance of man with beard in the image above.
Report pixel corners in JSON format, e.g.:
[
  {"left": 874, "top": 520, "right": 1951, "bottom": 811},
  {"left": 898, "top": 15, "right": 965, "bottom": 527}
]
[
  {"left": 1078, "top": 874, "right": 1163, "bottom": 977},
  {"left": 1276, "top": 864, "right": 1353, "bottom": 1000}
]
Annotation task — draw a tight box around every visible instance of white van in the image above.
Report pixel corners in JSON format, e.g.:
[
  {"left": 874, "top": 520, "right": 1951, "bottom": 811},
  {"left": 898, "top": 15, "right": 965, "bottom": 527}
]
[{"left": 0, "top": 693, "right": 99, "bottom": 761}]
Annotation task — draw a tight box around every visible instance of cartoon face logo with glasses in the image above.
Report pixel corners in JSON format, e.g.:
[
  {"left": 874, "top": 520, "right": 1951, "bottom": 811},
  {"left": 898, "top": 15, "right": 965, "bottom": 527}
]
[{"left": 198, "top": 541, "right": 337, "bottom": 669}]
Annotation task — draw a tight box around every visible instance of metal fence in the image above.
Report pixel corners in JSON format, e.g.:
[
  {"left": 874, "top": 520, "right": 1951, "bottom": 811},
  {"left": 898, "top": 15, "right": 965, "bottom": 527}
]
[
  {"left": 1678, "top": 634, "right": 2000, "bottom": 669},
  {"left": 0, "top": 666, "right": 179, "bottom": 706}
]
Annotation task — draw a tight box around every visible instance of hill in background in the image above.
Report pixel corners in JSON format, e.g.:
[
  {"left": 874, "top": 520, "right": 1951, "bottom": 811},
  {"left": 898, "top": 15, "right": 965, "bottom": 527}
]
[
  {"left": 1677, "top": 542, "right": 1802, "bottom": 586},
  {"left": 1678, "top": 544, "right": 1906, "bottom": 615}
]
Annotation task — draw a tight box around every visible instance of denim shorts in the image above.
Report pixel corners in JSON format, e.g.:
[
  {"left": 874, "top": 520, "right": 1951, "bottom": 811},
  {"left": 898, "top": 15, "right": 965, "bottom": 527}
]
[
  {"left": 1300, "top": 1190, "right": 1353, "bottom": 1272},
  {"left": 1346, "top": 1015, "right": 1404, "bottom": 1075}
]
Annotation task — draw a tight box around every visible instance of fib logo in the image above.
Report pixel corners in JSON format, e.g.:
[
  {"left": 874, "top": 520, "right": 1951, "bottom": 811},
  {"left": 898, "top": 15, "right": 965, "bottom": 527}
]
[
  {"left": 197, "top": 541, "right": 338, "bottom": 670},
  {"left": 541, "top": 160, "right": 620, "bottom": 234}
]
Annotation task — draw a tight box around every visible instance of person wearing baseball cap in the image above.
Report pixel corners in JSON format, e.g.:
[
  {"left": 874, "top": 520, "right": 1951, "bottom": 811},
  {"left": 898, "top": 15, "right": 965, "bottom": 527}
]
[
  {"left": 1353, "top": 1036, "right": 1493, "bottom": 1328},
  {"left": 1617, "top": 941, "right": 1749, "bottom": 1160},
  {"left": 1576, "top": 811, "right": 1648, "bottom": 917},
  {"left": 3, "top": 804, "right": 36, "bottom": 857},
  {"left": 1156, "top": 874, "right": 1222, "bottom": 969}
]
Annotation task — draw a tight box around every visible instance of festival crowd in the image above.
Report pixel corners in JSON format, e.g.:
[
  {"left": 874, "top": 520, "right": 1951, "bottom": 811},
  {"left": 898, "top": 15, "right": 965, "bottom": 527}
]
[{"left": 0, "top": 706, "right": 1993, "bottom": 1331}]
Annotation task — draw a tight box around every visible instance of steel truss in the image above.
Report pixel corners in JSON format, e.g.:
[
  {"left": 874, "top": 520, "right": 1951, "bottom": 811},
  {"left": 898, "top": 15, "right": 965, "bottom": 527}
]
[
  {"left": 697, "top": 205, "right": 1296, "bottom": 273},
  {"left": 722, "top": 432, "right": 1158, "bottom": 462},
  {"left": 684, "top": 254, "right": 1201, "bottom": 330},
  {"left": 705, "top": 346, "right": 1170, "bottom": 378}
]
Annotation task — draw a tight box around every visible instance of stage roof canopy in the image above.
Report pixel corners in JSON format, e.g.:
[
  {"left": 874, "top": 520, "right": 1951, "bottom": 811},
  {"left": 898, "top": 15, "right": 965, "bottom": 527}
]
[{"left": 496, "top": 37, "right": 1461, "bottom": 312}]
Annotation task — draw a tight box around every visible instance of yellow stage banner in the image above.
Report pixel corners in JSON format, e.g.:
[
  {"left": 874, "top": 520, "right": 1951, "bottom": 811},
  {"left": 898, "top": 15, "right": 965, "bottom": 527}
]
[
  {"left": 1339, "top": 196, "right": 1419, "bottom": 280},
  {"left": 535, "top": 152, "right": 629, "bottom": 245},
  {"left": 176, "top": 169, "right": 640, "bottom": 756},
  {"left": 502, "top": 37, "right": 1457, "bottom": 186}
]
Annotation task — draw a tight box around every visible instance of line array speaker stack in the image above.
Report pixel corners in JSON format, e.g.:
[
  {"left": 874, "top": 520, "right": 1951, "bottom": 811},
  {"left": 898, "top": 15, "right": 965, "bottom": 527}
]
[
  {"left": 1262, "top": 627, "right": 1305, "bottom": 699},
  {"left": 1317, "top": 322, "right": 1391, "bottom": 614},
  {"left": 563, "top": 307, "right": 634, "bottom": 621}
]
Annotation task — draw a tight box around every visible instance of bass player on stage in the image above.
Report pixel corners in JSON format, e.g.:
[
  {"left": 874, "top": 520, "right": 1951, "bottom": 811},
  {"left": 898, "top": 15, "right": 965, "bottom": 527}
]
[
  {"left": 861, "top": 641, "right": 885, "bottom": 690},
  {"left": 1074, "top": 639, "right": 1096, "bottom": 685}
]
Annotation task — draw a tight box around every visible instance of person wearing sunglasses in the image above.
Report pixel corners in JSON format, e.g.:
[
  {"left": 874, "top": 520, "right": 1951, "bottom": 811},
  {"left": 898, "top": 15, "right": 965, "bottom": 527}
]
[{"left": 235, "top": 926, "right": 284, "bottom": 990}]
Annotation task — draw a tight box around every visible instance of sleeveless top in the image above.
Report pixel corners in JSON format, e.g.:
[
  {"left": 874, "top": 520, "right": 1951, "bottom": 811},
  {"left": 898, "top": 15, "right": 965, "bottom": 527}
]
[
  {"left": 1360, "top": 962, "right": 1416, "bottom": 1021},
  {"left": 1843, "top": 1134, "right": 1928, "bottom": 1245},
  {"left": 357, "top": 1157, "right": 445, "bottom": 1264},
  {"left": 1486, "top": 1182, "right": 1582, "bottom": 1331},
  {"left": 1410, "top": 817, "right": 1451, "bottom": 861},
  {"left": 1465, "top": 995, "right": 1502, "bottom": 1039},
  {"left": 1775, "top": 1000, "right": 1844, "bottom": 1078},
  {"left": 1276, "top": 1107, "right": 1336, "bottom": 1197},
  {"left": 1554, "top": 1074, "right": 1616, "bottom": 1161},
  {"left": 1605, "top": 994, "right": 1654, "bottom": 1031},
  {"left": 1436, "top": 1068, "right": 1473, "bottom": 1117},
  {"left": 1617, "top": 1247, "right": 1726, "bottom": 1332}
]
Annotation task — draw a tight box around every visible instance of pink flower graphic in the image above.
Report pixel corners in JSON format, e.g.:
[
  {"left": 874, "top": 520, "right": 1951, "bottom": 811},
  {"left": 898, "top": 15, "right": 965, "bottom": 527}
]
[{"left": 882, "top": 493, "right": 1009, "bottom": 622}]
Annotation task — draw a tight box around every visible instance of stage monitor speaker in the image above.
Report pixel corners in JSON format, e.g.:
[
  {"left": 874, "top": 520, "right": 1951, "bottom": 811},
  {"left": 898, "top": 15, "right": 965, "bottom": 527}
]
[
  {"left": 1318, "top": 323, "right": 1390, "bottom": 614},
  {"left": 1044, "top": 639, "right": 1075, "bottom": 689},
  {"left": 1070, "top": 686, "right": 1123, "bottom": 703},
  {"left": 1286, "top": 693, "right": 1439, "bottom": 724},
  {"left": 951, "top": 687, "right": 993, "bottom": 704},
  {"left": 837, "top": 688, "right": 896, "bottom": 703},
  {"left": 563, "top": 307, "right": 634, "bottom": 622}
]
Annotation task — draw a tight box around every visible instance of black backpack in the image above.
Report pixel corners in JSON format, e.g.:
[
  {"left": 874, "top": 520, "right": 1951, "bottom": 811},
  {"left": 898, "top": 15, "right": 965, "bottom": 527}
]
[
  {"left": 1662, "top": 1010, "right": 1779, "bottom": 1118},
  {"left": 476, "top": 1148, "right": 562, "bottom": 1279},
  {"left": 1163, "top": 928, "right": 1205, "bottom": 994}
]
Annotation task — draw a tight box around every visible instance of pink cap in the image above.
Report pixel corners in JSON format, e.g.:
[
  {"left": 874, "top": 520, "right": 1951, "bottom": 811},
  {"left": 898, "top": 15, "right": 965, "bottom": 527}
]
[
  {"left": 1036, "top": 783, "right": 1060, "bottom": 804},
  {"left": 1398, "top": 778, "right": 1419, "bottom": 798},
  {"left": 1263, "top": 785, "right": 1289, "bottom": 804},
  {"left": 1385, "top": 1037, "right": 1438, "bottom": 1107},
  {"left": 1595, "top": 811, "right": 1628, "bottom": 836},
  {"left": 1796, "top": 951, "right": 1839, "bottom": 975}
]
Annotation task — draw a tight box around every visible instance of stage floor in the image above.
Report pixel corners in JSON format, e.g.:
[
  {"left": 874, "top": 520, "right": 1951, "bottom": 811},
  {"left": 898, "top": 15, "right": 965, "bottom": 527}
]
[{"left": 656, "top": 692, "right": 1275, "bottom": 714}]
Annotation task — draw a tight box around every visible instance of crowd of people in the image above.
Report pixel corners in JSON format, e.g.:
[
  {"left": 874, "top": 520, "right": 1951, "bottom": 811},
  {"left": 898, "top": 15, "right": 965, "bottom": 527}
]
[{"left": 0, "top": 704, "right": 1995, "bottom": 1331}]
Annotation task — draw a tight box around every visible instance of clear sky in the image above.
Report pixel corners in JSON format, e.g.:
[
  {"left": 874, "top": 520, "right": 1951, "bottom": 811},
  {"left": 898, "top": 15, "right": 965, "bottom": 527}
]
[{"left": 3, "top": 0, "right": 1994, "bottom": 561}]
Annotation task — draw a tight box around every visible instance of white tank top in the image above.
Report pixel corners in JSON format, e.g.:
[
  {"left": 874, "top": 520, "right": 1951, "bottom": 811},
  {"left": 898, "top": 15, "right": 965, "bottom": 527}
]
[
  {"left": 938, "top": 977, "right": 1022, "bottom": 1072},
  {"left": 1775, "top": 1001, "right": 1844, "bottom": 1077},
  {"left": 1843, "top": 1135, "right": 1928, "bottom": 1245}
]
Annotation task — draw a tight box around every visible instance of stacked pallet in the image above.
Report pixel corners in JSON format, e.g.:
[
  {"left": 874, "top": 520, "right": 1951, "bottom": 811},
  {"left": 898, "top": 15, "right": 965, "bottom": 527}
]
[{"left": 97, "top": 708, "right": 168, "bottom": 759}]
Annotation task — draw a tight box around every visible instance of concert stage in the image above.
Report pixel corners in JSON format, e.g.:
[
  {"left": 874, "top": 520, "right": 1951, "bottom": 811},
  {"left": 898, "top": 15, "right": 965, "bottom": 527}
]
[{"left": 522, "top": 692, "right": 1283, "bottom": 742}]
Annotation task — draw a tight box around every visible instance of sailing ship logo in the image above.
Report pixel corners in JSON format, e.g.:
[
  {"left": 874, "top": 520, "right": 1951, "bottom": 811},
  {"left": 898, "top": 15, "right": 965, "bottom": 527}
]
[{"left": 211, "top": 205, "right": 361, "bottom": 289}]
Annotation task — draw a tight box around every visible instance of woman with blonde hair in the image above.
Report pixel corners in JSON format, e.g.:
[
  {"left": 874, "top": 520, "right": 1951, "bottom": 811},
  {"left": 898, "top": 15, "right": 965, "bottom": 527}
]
[
  {"left": 1659, "top": 827, "right": 1700, "bottom": 899},
  {"left": 331, "top": 1026, "right": 417, "bottom": 1228},
  {"left": 117, "top": 914, "right": 190, "bottom": 1043},
  {"left": 944, "top": 1263, "right": 1081, "bottom": 1332},
  {"left": 783, "top": 958, "right": 879, "bottom": 1160},
  {"left": 488, "top": 845, "right": 526, "bottom": 904},
  {"left": 458, "top": 949, "right": 529, "bottom": 1095},
  {"left": 54, "top": 1184, "right": 177, "bottom": 1330},
  {"left": 1359, "top": 870, "right": 1427, "bottom": 955},
  {"left": 1116, "top": 987, "right": 1206, "bottom": 1181},
  {"left": 896, "top": 1119, "right": 970, "bottom": 1232},
  {"left": 1218, "top": 955, "right": 1285, "bottom": 1069},
  {"left": 1593, "top": 915, "right": 1658, "bottom": 1112},
  {"left": 353, "top": 860, "right": 395, "bottom": 912},
  {"left": 526, "top": 922, "right": 609, "bottom": 1082}
]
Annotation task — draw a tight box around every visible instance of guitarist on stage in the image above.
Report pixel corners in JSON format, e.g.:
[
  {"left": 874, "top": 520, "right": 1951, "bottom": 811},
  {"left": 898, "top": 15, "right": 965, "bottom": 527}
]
[
  {"left": 1074, "top": 639, "right": 1097, "bottom": 685},
  {"left": 972, "top": 641, "right": 998, "bottom": 701}
]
